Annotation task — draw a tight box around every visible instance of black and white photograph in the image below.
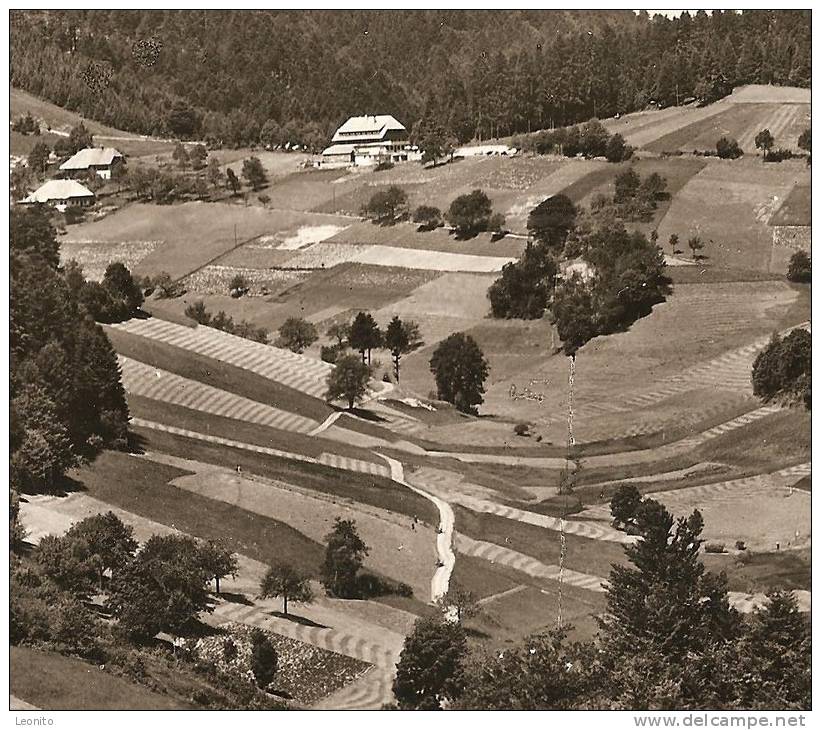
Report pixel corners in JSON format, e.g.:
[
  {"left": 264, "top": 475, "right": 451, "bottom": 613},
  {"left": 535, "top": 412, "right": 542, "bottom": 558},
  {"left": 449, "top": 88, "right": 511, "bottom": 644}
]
[{"left": 6, "top": 7, "right": 812, "bottom": 719}]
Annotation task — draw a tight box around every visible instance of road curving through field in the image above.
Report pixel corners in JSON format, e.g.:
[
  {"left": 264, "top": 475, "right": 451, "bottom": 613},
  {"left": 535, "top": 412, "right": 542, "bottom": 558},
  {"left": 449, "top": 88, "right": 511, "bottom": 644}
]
[{"left": 378, "top": 454, "right": 455, "bottom": 601}]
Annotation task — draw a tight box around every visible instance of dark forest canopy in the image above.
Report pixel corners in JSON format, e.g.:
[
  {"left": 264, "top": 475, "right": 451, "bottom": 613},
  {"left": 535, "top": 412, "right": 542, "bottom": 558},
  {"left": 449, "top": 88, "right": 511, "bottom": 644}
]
[{"left": 11, "top": 10, "right": 810, "bottom": 148}]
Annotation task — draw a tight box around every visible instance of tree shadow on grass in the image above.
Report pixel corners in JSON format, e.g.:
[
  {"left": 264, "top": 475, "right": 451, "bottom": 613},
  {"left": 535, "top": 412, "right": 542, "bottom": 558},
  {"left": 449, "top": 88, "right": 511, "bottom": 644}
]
[
  {"left": 342, "top": 406, "right": 389, "bottom": 423},
  {"left": 218, "top": 591, "right": 252, "bottom": 606},
  {"left": 126, "top": 430, "right": 149, "bottom": 455},
  {"left": 267, "top": 611, "right": 327, "bottom": 628},
  {"left": 21, "top": 473, "right": 87, "bottom": 498},
  {"left": 464, "top": 626, "right": 491, "bottom": 639}
]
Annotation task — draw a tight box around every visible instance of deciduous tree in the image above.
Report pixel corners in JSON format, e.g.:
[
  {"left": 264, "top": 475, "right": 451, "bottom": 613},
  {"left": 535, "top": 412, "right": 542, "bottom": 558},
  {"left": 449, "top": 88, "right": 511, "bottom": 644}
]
[
  {"left": 259, "top": 563, "right": 314, "bottom": 615},
  {"left": 276, "top": 317, "right": 318, "bottom": 353},
  {"left": 321, "top": 518, "right": 368, "bottom": 598},
  {"left": 393, "top": 615, "right": 468, "bottom": 709},
  {"left": 429, "top": 332, "right": 489, "bottom": 414},
  {"left": 326, "top": 354, "right": 370, "bottom": 409}
]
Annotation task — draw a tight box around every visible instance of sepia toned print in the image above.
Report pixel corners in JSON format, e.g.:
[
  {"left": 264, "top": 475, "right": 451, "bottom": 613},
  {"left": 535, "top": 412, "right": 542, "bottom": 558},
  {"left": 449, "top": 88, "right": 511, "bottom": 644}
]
[{"left": 9, "top": 9, "right": 810, "bottom": 714}]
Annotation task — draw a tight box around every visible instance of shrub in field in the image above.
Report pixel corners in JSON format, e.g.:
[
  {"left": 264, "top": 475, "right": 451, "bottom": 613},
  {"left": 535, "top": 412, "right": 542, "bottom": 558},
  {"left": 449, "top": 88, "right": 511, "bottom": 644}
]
[
  {"left": 704, "top": 542, "right": 726, "bottom": 554},
  {"left": 249, "top": 628, "right": 278, "bottom": 689},
  {"left": 413, "top": 205, "right": 442, "bottom": 231},
  {"left": 716, "top": 137, "right": 743, "bottom": 159},
  {"left": 151, "top": 272, "right": 183, "bottom": 299},
  {"left": 751, "top": 329, "right": 811, "bottom": 409},
  {"left": 185, "top": 300, "right": 211, "bottom": 324},
  {"left": 514, "top": 422, "right": 531, "bottom": 437},
  {"left": 321, "top": 518, "right": 369, "bottom": 598},
  {"left": 446, "top": 189, "right": 493, "bottom": 238},
  {"left": 362, "top": 186, "right": 408, "bottom": 224},
  {"left": 605, "top": 133, "right": 634, "bottom": 162},
  {"left": 276, "top": 317, "right": 318, "bottom": 353},
  {"left": 374, "top": 160, "right": 394, "bottom": 171},
  {"left": 320, "top": 343, "right": 345, "bottom": 364},
  {"left": 787, "top": 251, "right": 811, "bottom": 283}
]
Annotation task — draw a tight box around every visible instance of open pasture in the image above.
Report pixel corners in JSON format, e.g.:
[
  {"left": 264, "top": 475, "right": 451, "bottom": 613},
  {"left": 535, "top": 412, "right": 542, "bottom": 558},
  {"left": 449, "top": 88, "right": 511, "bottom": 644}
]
[
  {"left": 480, "top": 279, "right": 801, "bottom": 429},
  {"left": 609, "top": 100, "right": 729, "bottom": 149},
  {"left": 327, "top": 221, "right": 527, "bottom": 258},
  {"left": 647, "top": 471, "right": 810, "bottom": 553},
  {"left": 63, "top": 202, "right": 351, "bottom": 280},
  {"left": 11, "top": 647, "right": 189, "bottom": 711},
  {"left": 645, "top": 102, "right": 810, "bottom": 154},
  {"left": 252, "top": 168, "right": 364, "bottom": 211},
  {"left": 11, "top": 87, "right": 177, "bottom": 158},
  {"left": 654, "top": 159, "right": 808, "bottom": 271},
  {"left": 168, "top": 463, "right": 438, "bottom": 601},
  {"left": 769, "top": 184, "right": 811, "bottom": 226},
  {"left": 59, "top": 239, "right": 162, "bottom": 281}
]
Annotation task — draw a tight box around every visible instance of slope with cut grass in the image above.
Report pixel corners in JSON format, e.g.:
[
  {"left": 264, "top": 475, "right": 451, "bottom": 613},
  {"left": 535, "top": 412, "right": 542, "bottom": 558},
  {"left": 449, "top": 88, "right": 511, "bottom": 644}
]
[{"left": 10, "top": 647, "right": 190, "bottom": 711}]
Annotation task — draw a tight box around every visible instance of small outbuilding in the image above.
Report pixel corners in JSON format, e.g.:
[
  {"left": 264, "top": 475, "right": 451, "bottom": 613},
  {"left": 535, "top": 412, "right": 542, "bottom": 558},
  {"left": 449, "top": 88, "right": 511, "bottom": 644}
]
[{"left": 21, "top": 179, "right": 95, "bottom": 210}]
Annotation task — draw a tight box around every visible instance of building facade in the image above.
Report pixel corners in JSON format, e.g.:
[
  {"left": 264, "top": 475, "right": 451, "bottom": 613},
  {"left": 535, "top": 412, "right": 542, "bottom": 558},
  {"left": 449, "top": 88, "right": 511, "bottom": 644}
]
[
  {"left": 59, "top": 147, "right": 125, "bottom": 180},
  {"left": 321, "top": 115, "right": 420, "bottom": 168}
]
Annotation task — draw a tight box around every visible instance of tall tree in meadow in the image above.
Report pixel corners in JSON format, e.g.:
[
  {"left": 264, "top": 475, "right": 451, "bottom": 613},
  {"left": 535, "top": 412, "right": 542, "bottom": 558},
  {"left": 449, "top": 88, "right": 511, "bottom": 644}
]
[
  {"left": 321, "top": 518, "right": 368, "bottom": 598},
  {"left": 429, "top": 332, "right": 489, "bottom": 414},
  {"left": 348, "top": 312, "right": 382, "bottom": 365}
]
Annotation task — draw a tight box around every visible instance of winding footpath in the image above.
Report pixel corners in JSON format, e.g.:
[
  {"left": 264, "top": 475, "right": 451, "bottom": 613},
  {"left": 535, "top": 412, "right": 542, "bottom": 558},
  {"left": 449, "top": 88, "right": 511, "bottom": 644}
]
[{"left": 379, "top": 454, "right": 455, "bottom": 601}]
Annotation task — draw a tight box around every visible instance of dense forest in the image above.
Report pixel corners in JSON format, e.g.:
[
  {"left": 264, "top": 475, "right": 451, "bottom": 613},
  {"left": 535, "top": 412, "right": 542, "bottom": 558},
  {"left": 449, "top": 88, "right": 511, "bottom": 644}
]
[{"left": 10, "top": 10, "right": 811, "bottom": 148}]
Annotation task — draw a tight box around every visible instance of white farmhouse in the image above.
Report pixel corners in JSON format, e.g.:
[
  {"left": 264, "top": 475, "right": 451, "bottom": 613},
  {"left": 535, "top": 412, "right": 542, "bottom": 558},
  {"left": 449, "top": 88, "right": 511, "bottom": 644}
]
[
  {"left": 21, "top": 179, "right": 95, "bottom": 211},
  {"left": 59, "top": 147, "right": 125, "bottom": 180},
  {"left": 321, "top": 115, "right": 420, "bottom": 168}
]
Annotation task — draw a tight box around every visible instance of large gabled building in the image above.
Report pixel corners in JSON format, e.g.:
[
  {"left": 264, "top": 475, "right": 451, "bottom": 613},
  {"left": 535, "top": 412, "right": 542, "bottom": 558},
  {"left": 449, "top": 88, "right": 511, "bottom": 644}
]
[
  {"left": 21, "top": 179, "right": 95, "bottom": 210},
  {"left": 59, "top": 146, "right": 125, "bottom": 180},
  {"left": 321, "top": 115, "right": 419, "bottom": 168}
]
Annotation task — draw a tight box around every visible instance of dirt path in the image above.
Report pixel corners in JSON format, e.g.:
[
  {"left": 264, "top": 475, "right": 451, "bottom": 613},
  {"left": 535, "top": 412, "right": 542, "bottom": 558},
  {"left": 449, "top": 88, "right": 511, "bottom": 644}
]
[{"left": 379, "top": 455, "right": 455, "bottom": 601}]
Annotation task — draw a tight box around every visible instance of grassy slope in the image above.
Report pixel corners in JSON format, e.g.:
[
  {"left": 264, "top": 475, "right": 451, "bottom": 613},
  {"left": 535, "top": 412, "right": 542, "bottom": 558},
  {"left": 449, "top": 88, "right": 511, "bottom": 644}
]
[
  {"left": 70, "top": 451, "right": 325, "bottom": 574},
  {"left": 107, "top": 326, "right": 334, "bottom": 422},
  {"left": 131, "top": 426, "right": 440, "bottom": 526},
  {"left": 128, "top": 395, "right": 390, "bottom": 466},
  {"left": 11, "top": 87, "right": 176, "bottom": 158},
  {"left": 10, "top": 646, "right": 189, "bottom": 710},
  {"left": 453, "top": 505, "right": 627, "bottom": 578}
]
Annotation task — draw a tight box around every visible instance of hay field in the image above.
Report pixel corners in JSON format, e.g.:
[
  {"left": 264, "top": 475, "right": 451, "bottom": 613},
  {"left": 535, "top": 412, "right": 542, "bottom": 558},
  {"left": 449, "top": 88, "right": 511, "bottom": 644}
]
[
  {"left": 479, "top": 279, "right": 801, "bottom": 426},
  {"left": 313, "top": 156, "right": 575, "bottom": 233},
  {"left": 11, "top": 87, "right": 176, "bottom": 158},
  {"left": 168, "top": 466, "right": 439, "bottom": 601},
  {"left": 646, "top": 103, "right": 810, "bottom": 154},
  {"left": 59, "top": 239, "right": 162, "bottom": 281},
  {"left": 327, "top": 221, "right": 527, "bottom": 258},
  {"left": 769, "top": 184, "right": 811, "bottom": 226},
  {"left": 649, "top": 480, "right": 809, "bottom": 552},
  {"left": 63, "top": 203, "right": 351, "bottom": 279},
  {"left": 655, "top": 159, "right": 808, "bottom": 271}
]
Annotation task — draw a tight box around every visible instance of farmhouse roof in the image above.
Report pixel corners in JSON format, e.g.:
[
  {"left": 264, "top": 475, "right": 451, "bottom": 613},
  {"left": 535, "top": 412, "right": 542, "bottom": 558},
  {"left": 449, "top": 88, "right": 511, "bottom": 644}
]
[
  {"left": 331, "top": 115, "right": 406, "bottom": 143},
  {"left": 322, "top": 143, "right": 357, "bottom": 156},
  {"left": 59, "top": 147, "right": 123, "bottom": 171},
  {"left": 22, "top": 179, "right": 95, "bottom": 203}
]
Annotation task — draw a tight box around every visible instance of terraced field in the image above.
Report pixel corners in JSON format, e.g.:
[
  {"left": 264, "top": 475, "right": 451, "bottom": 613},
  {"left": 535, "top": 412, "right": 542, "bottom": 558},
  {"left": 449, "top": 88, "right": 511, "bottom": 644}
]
[
  {"left": 654, "top": 159, "right": 808, "bottom": 271},
  {"left": 110, "top": 317, "right": 338, "bottom": 399}
]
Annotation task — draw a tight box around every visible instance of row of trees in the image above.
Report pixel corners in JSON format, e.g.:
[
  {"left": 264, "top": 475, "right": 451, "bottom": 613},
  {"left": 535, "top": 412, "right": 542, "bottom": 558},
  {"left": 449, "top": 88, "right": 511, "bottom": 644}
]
[
  {"left": 391, "top": 501, "right": 810, "bottom": 710},
  {"left": 11, "top": 207, "right": 131, "bottom": 494},
  {"left": 125, "top": 155, "right": 266, "bottom": 205},
  {"left": 11, "top": 11, "right": 809, "bottom": 148},
  {"left": 363, "top": 187, "right": 506, "bottom": 238},
  {"left": 514, "top": 118, "right": 634, "bottom": 162},
  {"left": 185, "top": 300, "right": 269, "bottom": 344}
]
